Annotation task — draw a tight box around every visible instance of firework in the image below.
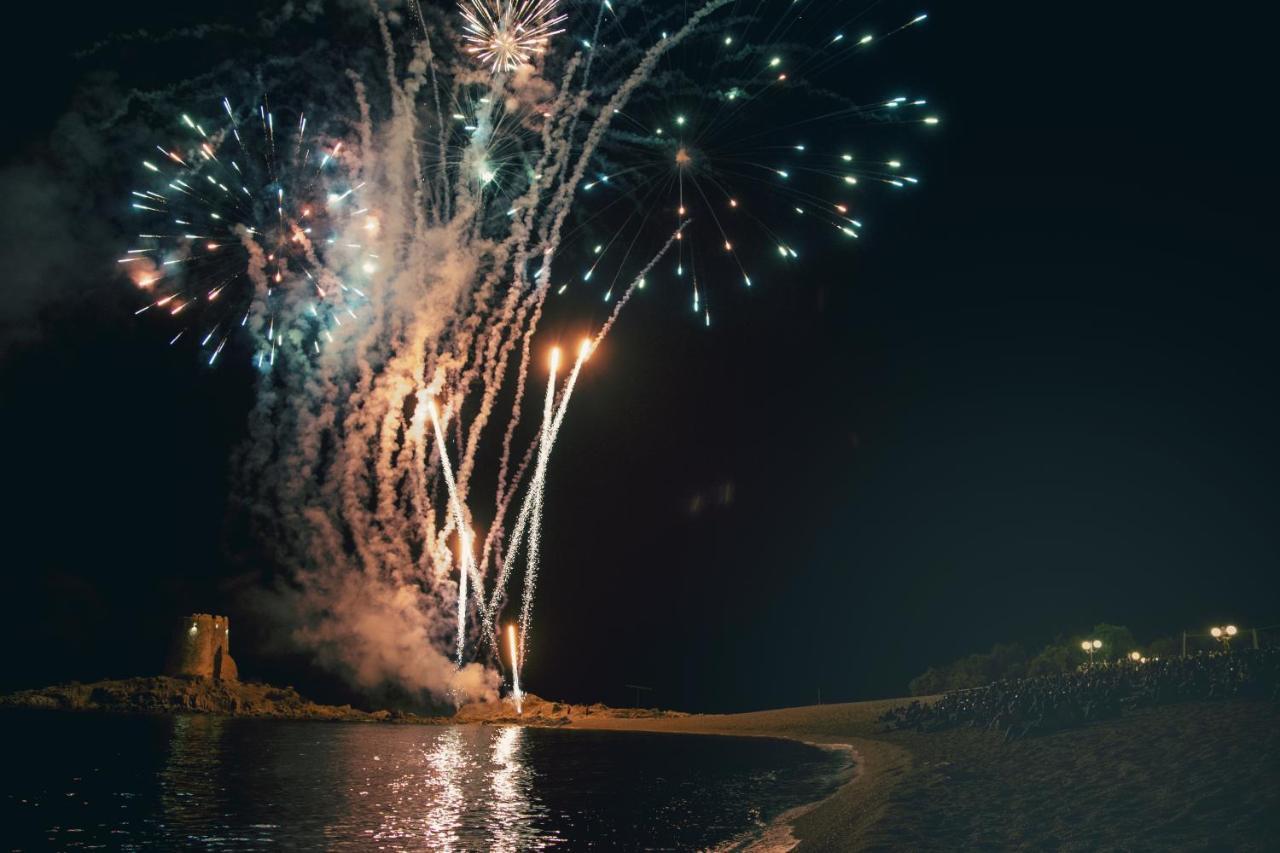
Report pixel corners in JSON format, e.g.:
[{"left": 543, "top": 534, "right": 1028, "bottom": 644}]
[
  {"left": 569, "top": 7, "right": 936, "bottom": 327},
  {"left": 459, "top": 0, "right": 569, "bottom": 72},
  {"left": 118, "top": 0, "right": 937, "bottom": 704},
  {"left": 507, "top": 623, "right": 523, "bottom": 713},
  {"left": 124, "top": 104, "right": 366, "bottom": 368}
]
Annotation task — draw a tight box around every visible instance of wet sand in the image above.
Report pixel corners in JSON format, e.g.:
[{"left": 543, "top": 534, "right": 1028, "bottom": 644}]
[{"left": 569, "top": 697, "right": 1280, "bottom": 851}]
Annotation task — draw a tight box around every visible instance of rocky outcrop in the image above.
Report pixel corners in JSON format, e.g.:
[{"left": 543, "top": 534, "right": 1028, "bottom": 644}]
[
  {"left": 1, "top": 680, "right": 681, "bottom": 727},
  {"left": 0, "top": 677, "right": 446, "bottom": 723},
  {"left": 455, "top": 693, "right": 688, "bottom": 726}
]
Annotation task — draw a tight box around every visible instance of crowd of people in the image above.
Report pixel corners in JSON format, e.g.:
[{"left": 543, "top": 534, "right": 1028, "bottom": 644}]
[{"left": 879, "top": 648, "right": 1280, "bottom": 740}]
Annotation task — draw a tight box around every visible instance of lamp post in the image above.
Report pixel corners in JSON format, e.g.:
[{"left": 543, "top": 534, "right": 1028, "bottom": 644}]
[
  {"left": 1129, "top": 651, "right": 1142, "bottom": 663},
  {"left": 1210, "top": 624, "right": 1238, "bottom": 651},
  {"left": 1081, "top": 638, "right": 1102, "bottom": 666}
]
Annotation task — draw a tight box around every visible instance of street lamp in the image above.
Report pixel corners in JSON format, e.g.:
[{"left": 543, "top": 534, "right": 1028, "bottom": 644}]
[
  {"left": 1210, "top": 624, "right": 1238, "bottom": 650},
  {"left": 1081, "top": 638, "right": 1102, "bottom": 665},
  {"left": 1129, "top": 651, "right": 1142, "bottom": 663}
]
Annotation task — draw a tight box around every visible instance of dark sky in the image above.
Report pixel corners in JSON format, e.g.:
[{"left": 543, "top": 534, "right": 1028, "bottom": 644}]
[{"left": 1, "top": 1, "right": 1276, "bottom": 712}]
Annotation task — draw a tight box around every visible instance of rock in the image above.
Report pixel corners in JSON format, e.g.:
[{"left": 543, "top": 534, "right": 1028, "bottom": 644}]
[{"left": 2, "top": 679, "right": 682, "bottom": 728}]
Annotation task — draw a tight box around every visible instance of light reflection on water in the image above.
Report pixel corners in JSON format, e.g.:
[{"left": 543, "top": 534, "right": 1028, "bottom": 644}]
[
  {"left": 4, "top": 711, "right": 851, "bottom": 850},
  {"left": 364, "top": 724, "right": 550, "bottom": 850},
  {"left": 152, "top": 719, "right": 555, "bottom": 850}
]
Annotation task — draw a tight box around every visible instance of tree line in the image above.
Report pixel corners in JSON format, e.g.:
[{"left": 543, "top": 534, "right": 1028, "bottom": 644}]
[{"left": 908, "top": 624, "right": 1186, "bottom": 696}]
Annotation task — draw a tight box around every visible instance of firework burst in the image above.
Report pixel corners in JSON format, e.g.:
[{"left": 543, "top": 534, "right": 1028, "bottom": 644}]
[
  {"left": 123, "top": 101, "right": 367, "bottom": 367},
  {"left": 459, "top": 0, "right": 569, "bottom": 72},
  {"left": 569, "top": 7, "right": 936, "bottom": 327}
]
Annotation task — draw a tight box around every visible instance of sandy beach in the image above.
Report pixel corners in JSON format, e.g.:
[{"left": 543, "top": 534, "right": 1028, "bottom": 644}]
[{"left": 570, "top": 697, "right": 1280, "bottom": 851}]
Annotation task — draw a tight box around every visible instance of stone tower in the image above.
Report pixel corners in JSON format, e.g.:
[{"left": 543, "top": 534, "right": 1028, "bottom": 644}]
[{"left": 164, "top": 614, "right": 238, "bottom": 681}]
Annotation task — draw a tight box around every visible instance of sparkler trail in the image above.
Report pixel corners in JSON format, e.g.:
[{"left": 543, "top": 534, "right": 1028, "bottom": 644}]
[
  {"left": 119, "top": 0, "right": 938, "bottom": 706},
  {"left": 507, "top": 623, "right": 524, "bottom": 714}
]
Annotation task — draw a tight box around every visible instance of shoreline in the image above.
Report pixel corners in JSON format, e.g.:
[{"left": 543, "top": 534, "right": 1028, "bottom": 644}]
[
  {"left": 715, "top": 741, "right": 860, "bottom": 853},
  {"left": 564, "top": 700, "right": 914, "bottom": 851}
]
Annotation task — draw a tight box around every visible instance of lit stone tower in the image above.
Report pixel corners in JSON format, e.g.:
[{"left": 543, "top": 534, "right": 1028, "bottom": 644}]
[{"left": 164, "top": 614, "right": 238, "bottom": 681}]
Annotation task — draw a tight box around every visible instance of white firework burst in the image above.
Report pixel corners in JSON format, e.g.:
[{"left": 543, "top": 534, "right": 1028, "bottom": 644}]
[{"left": 458, "top": 0, "right": 568, "bottom": 72}]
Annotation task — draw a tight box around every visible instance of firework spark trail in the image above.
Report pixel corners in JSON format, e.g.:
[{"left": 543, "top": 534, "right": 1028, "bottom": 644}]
[
  {"left": 518, "top": 338, "right": 589, "bottom": 667},
  {"left": 514, "top": 344, "right": 558, "bottom": 662},
  {"left": 428, "top": 400, "right": 478, "bottom": 663},
  {"left": 595, "top": 225, "right": 686, "bottom": 344},
  {"left": 480, "top": 221, "right": 681, "bottom": 628},
  {"left": 488, "top": 55, "right": 588, "bottom": 526},
  {"left": 506, "top": 623, "right": 523, "bottom": 712},
  {"left": 463, "top": 56, "right": 583, "bottom": 515},
  {"left": 484, "top": 227, "right": 684, "bottom": 622},
  {"left": 355, "top": 33, "right": 586, "bottom": 666}
]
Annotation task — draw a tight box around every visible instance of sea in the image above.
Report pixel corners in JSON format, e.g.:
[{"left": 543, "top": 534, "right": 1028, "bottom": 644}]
[{"left": 2, "top": 711, "right": 853, "bottom": 850}]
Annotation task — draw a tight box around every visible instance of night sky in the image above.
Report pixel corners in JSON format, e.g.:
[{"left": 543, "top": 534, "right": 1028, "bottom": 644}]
[{"left": 1, "top": 1, "right": 1276, "bottom": 713}]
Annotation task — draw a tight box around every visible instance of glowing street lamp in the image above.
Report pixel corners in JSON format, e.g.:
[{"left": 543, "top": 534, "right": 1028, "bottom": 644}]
[
  {"left": 1081, "top": 638, "right": 1102, "bottom": 665},
  {"left": 1210, "top": 624, "right": 1238, "bottom": 650},
  {"left": 1129, "top": 651, "right": 1142, "bottom": 663}
]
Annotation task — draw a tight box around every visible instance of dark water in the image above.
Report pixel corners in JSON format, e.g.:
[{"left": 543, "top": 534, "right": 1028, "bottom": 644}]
[{"left": 2, "top": 711, "right": 852, "bottom": 850}]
